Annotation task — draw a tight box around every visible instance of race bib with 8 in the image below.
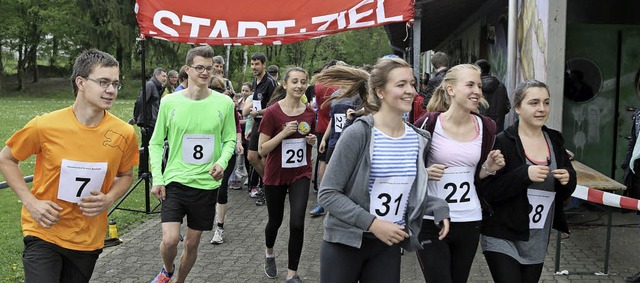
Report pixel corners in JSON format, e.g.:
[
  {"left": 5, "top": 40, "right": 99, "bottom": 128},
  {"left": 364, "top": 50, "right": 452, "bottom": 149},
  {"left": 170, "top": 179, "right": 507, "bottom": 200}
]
[
  {"left": 182, "top": 134, "right": 215, "bottom": 164},
  {"left": 527, "top": 189, "right": 555, "bottom": 229}
]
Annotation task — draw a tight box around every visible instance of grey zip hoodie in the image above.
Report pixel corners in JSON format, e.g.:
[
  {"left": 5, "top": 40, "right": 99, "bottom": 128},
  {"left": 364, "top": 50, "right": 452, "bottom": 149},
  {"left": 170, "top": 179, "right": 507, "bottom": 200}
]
[{"left": 318, "top": 114, "right": 449, "bottom": 251}]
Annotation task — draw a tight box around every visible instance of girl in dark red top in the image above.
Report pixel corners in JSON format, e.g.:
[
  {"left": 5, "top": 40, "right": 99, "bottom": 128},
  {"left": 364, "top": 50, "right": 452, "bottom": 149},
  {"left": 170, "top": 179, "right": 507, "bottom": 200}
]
[{"left": 258, "top": 67, "right": 316, "bottom": 283}]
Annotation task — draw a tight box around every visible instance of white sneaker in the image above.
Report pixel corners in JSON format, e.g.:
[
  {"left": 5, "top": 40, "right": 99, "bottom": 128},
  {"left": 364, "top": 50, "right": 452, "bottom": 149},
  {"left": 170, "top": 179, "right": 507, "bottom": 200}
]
[
  {"left": 210, "top": 226, "right": 224, "bottom": 244},
  {"left": 249, "top": 187, "right": 260, "bottom": 198}
]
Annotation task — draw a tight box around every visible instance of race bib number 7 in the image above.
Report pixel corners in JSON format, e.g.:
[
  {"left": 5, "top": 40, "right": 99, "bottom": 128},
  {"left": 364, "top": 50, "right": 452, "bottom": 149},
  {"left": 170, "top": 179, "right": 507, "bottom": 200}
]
[
  {"left": 182, "top": 134, "right": 215, "bottom": 164},
  {"left": 58, "top": 159, "right": 107, "bottom": 203}
]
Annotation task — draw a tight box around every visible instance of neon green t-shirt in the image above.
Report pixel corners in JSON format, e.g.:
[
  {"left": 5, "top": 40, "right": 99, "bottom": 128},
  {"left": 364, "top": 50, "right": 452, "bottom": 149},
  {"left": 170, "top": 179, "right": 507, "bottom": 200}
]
[{"left": 149, "top": 90, "right": 236, "bottom": 189}]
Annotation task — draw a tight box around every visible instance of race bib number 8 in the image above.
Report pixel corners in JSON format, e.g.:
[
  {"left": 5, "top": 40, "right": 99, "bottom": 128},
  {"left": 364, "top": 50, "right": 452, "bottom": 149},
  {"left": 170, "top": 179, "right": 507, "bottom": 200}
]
[
  {"left": 282, "top": 138, "right": 307, "bottom": 168},
  {"left": 58, "top": 159, "right": 107, "bottom": 203},
  {"left": 527, "top": 189, "right": 555, "bottom": 229},
  {"left": 370, "top": 176, "right": 414, "bottom": 224},
  {"left": 334, "top": 113, "right": 346, "bottom": 133},
  {"left": 182, "top": 134, "right": 215, "bottom": 164}
]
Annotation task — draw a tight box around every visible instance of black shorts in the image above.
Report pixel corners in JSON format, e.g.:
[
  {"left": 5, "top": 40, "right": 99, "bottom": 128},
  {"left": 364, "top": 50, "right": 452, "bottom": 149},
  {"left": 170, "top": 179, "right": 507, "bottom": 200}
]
[
  {"left": 325, "top": 146, "right": 335, "bottom": 162},
  {"left": 248, "top": 119, "right": 261, "bottom": 152},
  {"left": 23, "top": 236, "right": 101, "bottom": 283},
  {"left": 161, "top": 182, "right": 218, "bottom": 231},
  {"left": 315, "top": 132, "right": 326, "bottom": 162}
]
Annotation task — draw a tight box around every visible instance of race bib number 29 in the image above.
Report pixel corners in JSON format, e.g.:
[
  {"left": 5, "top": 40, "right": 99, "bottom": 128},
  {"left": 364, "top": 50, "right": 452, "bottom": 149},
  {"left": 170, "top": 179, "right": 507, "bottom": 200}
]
[
  {"left": 281, "top": 138, "right": 306, "bottom": 168},
  {"left": 58, "top": 159, "right": 107, "bottom": 203}
]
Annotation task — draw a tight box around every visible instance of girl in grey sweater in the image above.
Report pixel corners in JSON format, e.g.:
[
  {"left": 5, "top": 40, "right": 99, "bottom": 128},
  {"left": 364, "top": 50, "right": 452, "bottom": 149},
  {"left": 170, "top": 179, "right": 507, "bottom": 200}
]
[{"left": 316, "top": 58, "right": 450, "bottom": 283}]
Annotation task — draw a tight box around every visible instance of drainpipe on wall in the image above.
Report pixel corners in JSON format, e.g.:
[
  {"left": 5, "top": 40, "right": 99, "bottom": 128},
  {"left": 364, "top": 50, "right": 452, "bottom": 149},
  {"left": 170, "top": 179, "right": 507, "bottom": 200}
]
[
  {"left": 412, "top": 4, "right": 423, "bottom": 83},
  {"left": 506, "top": 0, "right": 517, "bottom": 126}
]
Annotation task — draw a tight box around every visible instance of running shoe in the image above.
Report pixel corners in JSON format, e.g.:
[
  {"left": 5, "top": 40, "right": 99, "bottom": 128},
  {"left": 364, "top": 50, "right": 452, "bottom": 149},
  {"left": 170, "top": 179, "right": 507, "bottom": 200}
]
[
  {"left": 210, "top": 226, "right": 224, "bottom": 244},
  {"left": 264, "top": 256, "right": 277, "bottom": 279},
  {"left": 286, "top": 275, "right": 303, "bottom": 283},
  {"left": 249, "top": 187, "right": 260, "bottom": 198},
  {"left": 151, "top": 265, "right": 173, "bottom": 283},
  {"left": 309, "top": 204, "right": 325, "bottom": 217},
  {"left": 255, "top": 195, "right": 266, "bottom": 206}
]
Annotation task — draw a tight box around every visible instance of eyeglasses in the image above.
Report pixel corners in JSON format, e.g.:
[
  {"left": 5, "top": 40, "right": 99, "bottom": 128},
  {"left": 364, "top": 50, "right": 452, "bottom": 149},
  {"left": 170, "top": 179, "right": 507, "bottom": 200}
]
[
  {"left": 190, "top": 65, "right": 214, "bottom": 73},
  {"left": 85, "top": 77, "right": 122, "bottom": 90}
]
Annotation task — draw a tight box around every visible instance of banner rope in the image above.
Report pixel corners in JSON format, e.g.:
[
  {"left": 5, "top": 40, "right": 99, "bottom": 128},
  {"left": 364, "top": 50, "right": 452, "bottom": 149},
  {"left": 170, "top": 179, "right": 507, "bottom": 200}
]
[{"left": 571, "top": 185, "right": 639, "bottom": 211}]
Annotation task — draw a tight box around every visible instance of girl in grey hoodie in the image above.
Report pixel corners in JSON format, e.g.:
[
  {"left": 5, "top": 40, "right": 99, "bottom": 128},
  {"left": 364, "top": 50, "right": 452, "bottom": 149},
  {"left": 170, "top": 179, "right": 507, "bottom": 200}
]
[{"left": 316, "top": 58, "right": 450, "bottom": 283}]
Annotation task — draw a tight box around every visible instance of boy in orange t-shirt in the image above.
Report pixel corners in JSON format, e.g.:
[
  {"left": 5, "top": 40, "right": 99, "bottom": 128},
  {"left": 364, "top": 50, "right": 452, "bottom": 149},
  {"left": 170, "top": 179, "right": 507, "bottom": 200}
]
[{"left": 0, "top": 49, "right": 139, "bottom": 283}]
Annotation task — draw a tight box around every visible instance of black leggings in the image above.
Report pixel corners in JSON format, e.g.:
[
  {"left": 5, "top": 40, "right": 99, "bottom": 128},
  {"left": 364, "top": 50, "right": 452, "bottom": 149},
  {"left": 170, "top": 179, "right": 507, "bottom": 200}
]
[
  {"left": 483, "top": 251, "right": 543, "bottom": 283},
  {"left": 264, "top": 177, "right": 310, "bottom": 271},
  {"left": 416, "top": 220, "right": 481, "bottom": 283},
  {"left": 320, "top": 238, "right": 401, "bottom": 283},
  {"left": 217, "top": 154, "right": 236, "bottom": 204}
]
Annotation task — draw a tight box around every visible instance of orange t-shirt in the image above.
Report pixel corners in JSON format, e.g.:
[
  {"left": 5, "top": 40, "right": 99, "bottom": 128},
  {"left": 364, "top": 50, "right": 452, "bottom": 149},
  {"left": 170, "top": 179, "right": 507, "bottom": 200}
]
[{"left": 6, "top": 107, "right": 139, "bottom": 251}]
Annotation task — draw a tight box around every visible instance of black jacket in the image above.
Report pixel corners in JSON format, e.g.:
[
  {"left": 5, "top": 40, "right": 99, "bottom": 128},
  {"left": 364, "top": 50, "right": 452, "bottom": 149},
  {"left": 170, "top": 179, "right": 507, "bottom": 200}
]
[
  {"left": 477, "top": 120, "right": 577, "bottom": 241},
  {"left": 478, "top": 74, "right": 510, "bottom": 133},
  {"left": 134, "top": 76, "right": 164, "bottom": 127},
  {"left": 422, "top": 68, "right": 448, "bottom": 108},
  {"left": 622, "top": 108, "right": 640, "bottom": 199}
]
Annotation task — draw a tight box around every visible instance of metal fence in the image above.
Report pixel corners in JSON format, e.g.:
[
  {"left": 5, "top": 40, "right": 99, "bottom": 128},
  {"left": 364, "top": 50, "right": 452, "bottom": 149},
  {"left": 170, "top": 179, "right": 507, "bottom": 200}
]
[{"left": 0, "top": 175, "right": 33, "bottom": 189}]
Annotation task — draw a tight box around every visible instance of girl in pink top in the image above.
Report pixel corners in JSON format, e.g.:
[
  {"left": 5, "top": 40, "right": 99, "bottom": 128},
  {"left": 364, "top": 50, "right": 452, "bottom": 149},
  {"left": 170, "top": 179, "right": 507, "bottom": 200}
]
[{"left": 413, "top": 64, "right": 505, "bottom": 283}]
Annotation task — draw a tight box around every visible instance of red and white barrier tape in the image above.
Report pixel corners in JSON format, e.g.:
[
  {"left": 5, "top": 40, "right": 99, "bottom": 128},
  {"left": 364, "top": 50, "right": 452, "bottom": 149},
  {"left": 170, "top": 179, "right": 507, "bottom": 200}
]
[{"left": 571, "top": 185, "right": 640, "bottom": 211}]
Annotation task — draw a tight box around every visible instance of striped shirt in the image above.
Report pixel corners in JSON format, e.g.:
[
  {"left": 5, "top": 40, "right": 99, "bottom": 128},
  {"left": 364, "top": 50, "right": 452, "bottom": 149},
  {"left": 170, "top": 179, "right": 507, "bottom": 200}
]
[{"left": 369, "top": 124, "right": 419, "bottom": 225}]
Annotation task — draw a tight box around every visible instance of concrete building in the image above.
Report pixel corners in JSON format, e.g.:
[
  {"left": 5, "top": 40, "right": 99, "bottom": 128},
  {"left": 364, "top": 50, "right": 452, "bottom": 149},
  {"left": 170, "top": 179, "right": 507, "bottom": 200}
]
[{"left": 386, "top": 0, "right": 640, "bottom": 182}]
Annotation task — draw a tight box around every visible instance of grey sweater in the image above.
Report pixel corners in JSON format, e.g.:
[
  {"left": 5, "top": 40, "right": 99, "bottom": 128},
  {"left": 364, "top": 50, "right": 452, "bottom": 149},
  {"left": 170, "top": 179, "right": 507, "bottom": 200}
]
[{"left": 318, "top": 114, "right": 449, "bottom": 251}]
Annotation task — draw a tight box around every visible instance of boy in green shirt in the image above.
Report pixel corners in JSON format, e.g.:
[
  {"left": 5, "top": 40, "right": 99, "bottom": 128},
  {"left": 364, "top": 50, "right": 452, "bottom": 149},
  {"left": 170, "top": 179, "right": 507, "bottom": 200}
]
[{"left": 149, "top": 46, "right": 236, "bottom": 283}]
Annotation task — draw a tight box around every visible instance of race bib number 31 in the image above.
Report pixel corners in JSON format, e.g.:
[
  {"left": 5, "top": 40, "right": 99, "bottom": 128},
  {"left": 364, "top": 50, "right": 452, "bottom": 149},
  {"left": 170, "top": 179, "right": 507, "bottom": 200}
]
[
  {"left": 281, "top": 138, "right": 306, "bottom": 168},
  {"left": 58, "top": 159, "right": 107, "bottom": 203},
  {"left": 527, "top": 189, "right": 555, "bottom": 229},
  {"left": 370, "top": 176, "right": 414, "bottom": 224},
  {"left": 183, "top": 134, "right": 215, "bottom": 164}
]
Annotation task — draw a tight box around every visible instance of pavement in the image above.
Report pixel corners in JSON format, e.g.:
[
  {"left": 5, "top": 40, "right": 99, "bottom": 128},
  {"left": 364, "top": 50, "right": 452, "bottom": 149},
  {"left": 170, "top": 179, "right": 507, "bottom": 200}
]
[{"left": 91, "top": 187, "right": 640, "bottom": 283}]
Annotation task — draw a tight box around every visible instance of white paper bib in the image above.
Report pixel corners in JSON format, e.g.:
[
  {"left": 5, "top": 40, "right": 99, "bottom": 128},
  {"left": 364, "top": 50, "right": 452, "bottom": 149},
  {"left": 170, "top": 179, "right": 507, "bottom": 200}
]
[
  {"left": 182, "top": 134, "right": 214, "bottom": 164},
  {"left": 252, "top": 100, "right": 263, "bottom": 111},
  {"left": 58, "top": 159, "right": 107, "bottom": 203},
  {"left": 527, "top": 189, "right": 555, "bottom": 229},
  {"left": 369, "top": 176, "right": 414, "bottom": 224},
  {"left": 334, "top": 113, "right": 346, "bottom": 133},
  {"left": 430, "top": 166, "right": 481, "bottom": 221},
  {"left": 281, "top": 138, "right": 306, "bottom": 168}
]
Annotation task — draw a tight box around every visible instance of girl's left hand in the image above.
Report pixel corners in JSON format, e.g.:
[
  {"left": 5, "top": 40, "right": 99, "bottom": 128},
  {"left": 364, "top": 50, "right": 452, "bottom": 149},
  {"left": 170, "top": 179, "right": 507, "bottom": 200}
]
[
  {"left": 485, "top": 149, "right": 505, "bottom": 172},
  {"left": 437, "top": 218, "right": 450, "bottom": 240},
  {"left": 305, "top": 134, "right": 317, "bottom": 146},
  {"left": 552, "top": 169, "right": 570, "bottom": 185}
]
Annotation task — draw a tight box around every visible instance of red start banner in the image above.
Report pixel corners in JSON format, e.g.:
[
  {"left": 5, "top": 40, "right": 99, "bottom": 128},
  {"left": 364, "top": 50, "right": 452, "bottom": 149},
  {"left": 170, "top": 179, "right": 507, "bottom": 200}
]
[{"left": 135, "top": 0, "right": 413, "bottom": 46}]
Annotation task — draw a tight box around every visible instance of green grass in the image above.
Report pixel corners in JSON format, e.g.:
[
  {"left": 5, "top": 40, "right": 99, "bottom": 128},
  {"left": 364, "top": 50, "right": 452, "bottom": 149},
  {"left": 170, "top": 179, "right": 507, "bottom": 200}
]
[{"left": 0, "top": 79, "right": 154, "bottom": 282}]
